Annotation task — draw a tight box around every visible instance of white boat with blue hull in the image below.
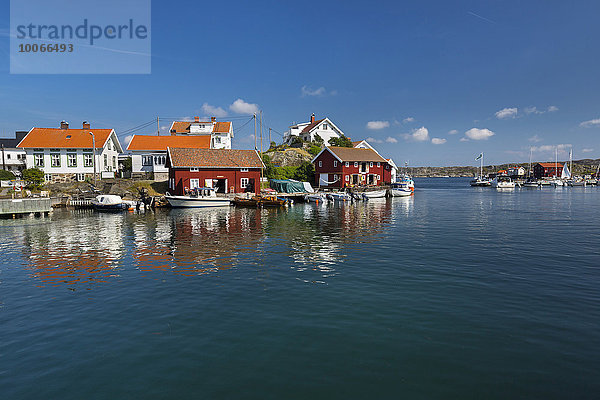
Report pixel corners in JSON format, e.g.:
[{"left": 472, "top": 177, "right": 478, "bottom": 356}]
[
  {"left": 390, "top": 175, "right": 415, "bottom": 197},
  {"left": 165, "top": 188, "right": 231, "bottom": 208},
  {"left": 92, "top": 195, "right": 133, "bottom": 211}
]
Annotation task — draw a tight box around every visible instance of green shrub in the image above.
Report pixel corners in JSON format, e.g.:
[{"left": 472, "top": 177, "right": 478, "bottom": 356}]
[
  {"left": 328, "top": 136, "right": 353, "bottom": 147},
  {"left": 0, "top": 170, "right": 15, "bottom": 180},
  {"left": 22, "top": 168, "right": 44, "bottom": 190},
  {"left": 308, "top": 145, "right": 322, "bottom": 156}
]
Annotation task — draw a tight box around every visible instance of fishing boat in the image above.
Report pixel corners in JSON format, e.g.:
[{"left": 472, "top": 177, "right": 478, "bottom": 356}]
[
  {"left": 362, "top": 190, "right": 387, "bottom": 199},
  {"left": 390, "top": 176, "right": 414, "bottom": 197},
  {"left": 470, "top": 152, "right": 492, "bottom": 187},
  {"left": 491, "top": 176, "right": 516, "bottom": 189},
  {"left": 165, "top": 188, "right": 231, "bottom": 208},
  {"left": 92, "top": 194, "right": 133, "bottom": 211}
]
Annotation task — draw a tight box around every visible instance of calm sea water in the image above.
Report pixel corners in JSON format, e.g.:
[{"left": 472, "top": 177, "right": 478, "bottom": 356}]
[{"left": 1, "top": 178, "right": 599, "bottom": 399}]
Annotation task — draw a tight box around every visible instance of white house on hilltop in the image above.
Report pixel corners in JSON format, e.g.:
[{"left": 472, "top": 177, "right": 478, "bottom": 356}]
[
  {"left": 284, "top": 113, "right": 345, "bottom": 144},
  {"left": 169, "top": 116, "right": 234, "bottom": 149}
]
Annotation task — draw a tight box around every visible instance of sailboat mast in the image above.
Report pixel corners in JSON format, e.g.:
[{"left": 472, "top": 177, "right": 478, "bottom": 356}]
[{"left": 481, "top": 153, "right": 484, "bottom": 178}]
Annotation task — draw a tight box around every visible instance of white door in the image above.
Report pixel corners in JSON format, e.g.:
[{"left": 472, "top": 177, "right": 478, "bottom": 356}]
[
  {"left": 319, "top": 173, "right": 329, "bottom": 186},
  {"left": 190, "top": 179, "right": 200, "bottom": 189}
]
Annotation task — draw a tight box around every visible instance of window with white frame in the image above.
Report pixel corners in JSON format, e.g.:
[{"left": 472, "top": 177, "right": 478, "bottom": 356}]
[
  {"left": 190, "top": 167, "right": 199, "bottom": 172},
  {"left": 240, "top": 168, "right": 248, "bottom": 172},
  {"left": 153, "top": 155, "right": 166, "bottom": 166},
  {"left": 113, "top": 156, "right": 117, "bottom": 169},
  {"left": 334, "top": 161, "right": 338, "bottom": 167},
  {"left": 377, "top": 175, "right": 381, "bottom": 180},
  {"left": 77, "top": 173, "right": 86, "bottom": 182},
  {"left": 67, "top": 153, "right": 77, "bottom": 167},
  {"left": 241, "top": 177, "right": 249, "bottom": 189},
  {"left": 50, "top": 153, "right": 60, "bottom": 167},
  {"left": 107, "top": 140, "right": 111, "bottom": 150},
  {"left": 84, "top": 153, "right": 93, "bottom": 167},
  {"left": 34, "top": 153, "right": 44, "bottom": 167},
  {"left": 377, "top": 162, "right": 380, "bottom": 167},
  {"left": 142, "top": 155, "right": 153, "bottom": 166},
  {"left": 215, "top": 136, "right": 221, "bottom": 144},
  {"left": 190, "top": 179, "right": 200, "bottom": 189},
  {"left": 370, "top": 162, "right": 373, "bottom": 167},
  {"left": 334, "top": 174, "right": 338, "bottom": 181},
  {"left": 104, "top": 154, "right": 109, "bottom": 171},
  {"left": 345, "top": 175, "right": 349, "bottom": 181},
  {"left": 44, "top": 174, "right": 52, "bottom": 182},
  {"left": 318, "top": 161, "right": 322, "bottom": 167},
  {"left": 322, "top": 123, "right": 328, "bottom": 130},
  {"left": 354, "top": 162, "right": 358, "bottom": 167},
  {"left": 345, "top": 162, "right": 349, "bottom": 167}
]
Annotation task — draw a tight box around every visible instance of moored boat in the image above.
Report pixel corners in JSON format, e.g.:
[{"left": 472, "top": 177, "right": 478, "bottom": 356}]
[
  {"left": 92, "top": 194, "right": 132, "bottom": 211},
  {"left": 362, "top": 190, "right": 386, "bottom": 199},
  {"left": 470, "top": 177, "right": 492, "bottom": 187},
  {"left": 491, "top": 176, "right": 516, "bottom": 189},
  {"left": 326, "top": 192, "right": 352, "bottom": 202},
  {"left": 304, "top": 193, "right": 327, "bottom": 203},
  {"left": 165, "top": 188, "right": 231, "bottom": 208},
  {"left": 232, "top": 194, "right": 289, "bottom": 207}
]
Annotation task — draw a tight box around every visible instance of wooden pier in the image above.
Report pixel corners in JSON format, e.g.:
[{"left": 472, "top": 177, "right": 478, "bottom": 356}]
[{"left": 0, "top": 198, "right": 52, "bottom": 217}]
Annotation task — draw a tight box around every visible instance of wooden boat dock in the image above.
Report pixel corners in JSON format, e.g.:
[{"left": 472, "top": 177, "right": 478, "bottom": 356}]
[{"left": 0, "top": 198, "right": 52, "bottom": 217}]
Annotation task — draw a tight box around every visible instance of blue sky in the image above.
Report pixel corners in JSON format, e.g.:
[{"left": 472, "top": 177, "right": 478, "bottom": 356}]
[{"left": 1, "top": 0, "right": 599, "bottom": 166}]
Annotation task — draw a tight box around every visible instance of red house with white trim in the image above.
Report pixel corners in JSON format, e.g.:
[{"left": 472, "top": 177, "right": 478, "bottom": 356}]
[
  {"left": 166, "top": 147, "right": 264, "bottom": 194},
  {"left": 312, "top": 146, "right": 392, "bottom": 188}
]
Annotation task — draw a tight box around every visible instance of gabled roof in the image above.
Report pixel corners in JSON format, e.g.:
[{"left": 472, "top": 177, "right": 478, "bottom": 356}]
[
  {"left": 0, "top": 132, "right": 27, "bottom": 148},
  {"left": 127, "top": 135, "right": 211, "bottom": 151},
  {"left": 312, "top": 146, "right": 389, "bottom": 163},
  {"left": 301, "top": 119, "right": 325, "bottom": 134},
  {"left": 18, "top": 128, "right": 119, "bottom": 151},
  {"left": 169, "top": 120, "right": 232, "bottom": 134},
  {"left": 353, "top": 140, "right": 375, "bottom": 150},
  {"left": 536, "top": 163, "right": 564, "bottom": 168},
  {"left": 167, "top": 148, "right": 264, "bottom": 169}
]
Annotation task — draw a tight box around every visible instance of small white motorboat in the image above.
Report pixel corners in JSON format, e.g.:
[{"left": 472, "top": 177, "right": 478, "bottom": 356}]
[
  {"left": 491, "top": 176, "right": 516, "bottom": 189},
  {"left": 165, "top": 188, "right": 231, "bottom": 208},
  {"left": 522, "top": 179, "right": 540, "bottom": 188},
  {"left": 390, "top": 176, "right": 415, "bottom": 196},
  {"left": 92, "top": 194, "right": 132, "bottom": 211},
  {"left": 326, "top": 192, "right": 352, "bottom": 202},
  {"left": 362, "top": 190, "right": 387, "bottom": 199},
  {"left": 304, "top": 193, "right": 327, "bottom": 203}
]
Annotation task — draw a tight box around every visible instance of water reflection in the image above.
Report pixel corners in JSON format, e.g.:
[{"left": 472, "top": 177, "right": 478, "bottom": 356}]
[{"left": 18, "top": 199, "right": 410, "bottom": 289}]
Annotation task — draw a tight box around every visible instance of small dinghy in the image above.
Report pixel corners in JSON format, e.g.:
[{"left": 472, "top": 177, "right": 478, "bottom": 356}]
[
  {"left": 92, "top": 195, "right": 132, "bottom": 211},
  {"left": 361, "top": 190, "right": 386, "bottom": 199}
]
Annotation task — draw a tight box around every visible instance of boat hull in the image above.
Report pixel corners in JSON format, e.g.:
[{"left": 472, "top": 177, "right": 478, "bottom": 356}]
[
  {"left": 362, "top": 190, "right": 386, "bottom": 199},
  {"left": 166, "top": 196, "right": 231, "bottom": 208},
  {"left": 389, "top": 188, "right": 413, "bottom": 197}
]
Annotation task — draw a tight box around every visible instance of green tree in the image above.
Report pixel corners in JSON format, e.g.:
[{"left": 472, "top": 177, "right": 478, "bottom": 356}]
[
  {"left": 313, "top": 134, "right": 324, "bottom": 145},
  {"left": 268, "top": 141, "right": 277, "bottom": 151},
  {"left": 293, "top": 161, "right": 315, "bottom": 182},
  {"left": 22, "top": 168, "right": 44, "bottom": 189},
  {"left": 0, "top": 170, "right": 15, "bottom": 180},
  {"left": 291, "top": 136, "right": 304, "bottom": 147},
  {"left": 308, "top": 145, "right": 322, "bottom": 156},
  {"left": 328, "top": 136, "right": 353, "bottom": 147}
]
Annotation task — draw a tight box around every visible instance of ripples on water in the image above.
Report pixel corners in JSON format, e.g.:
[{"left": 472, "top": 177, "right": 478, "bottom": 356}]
[{"left": 1, "top": 179, "right": 599, "bottom": 399}]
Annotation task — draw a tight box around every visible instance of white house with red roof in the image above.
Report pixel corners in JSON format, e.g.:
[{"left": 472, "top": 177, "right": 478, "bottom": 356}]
[
  {"left": 284, "top": 113, "right": 345, "bottom": 144},
  {"left": 17, "top": 121, "right": 122, "bottom": 183},
  {"left": 127, "top": 116, "right": 234, "bottom": 180}
]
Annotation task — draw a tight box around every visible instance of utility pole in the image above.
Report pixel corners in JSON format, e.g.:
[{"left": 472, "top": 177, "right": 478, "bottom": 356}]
[
  {"left": 157, "top": 116, "right": 160, "bottom": 136},
  {"left": 253, "top": 113, "right": 257, "bottom": 150},
  {"left": 259, "top": 110, "right": 263, "bottom": 155},
  {"left": 1, "top": 144, "right": 5, "bottom": 171},
  {"left": 88, "top": 131, "right": 97, "bottom": 187},
  {"left": 269, "top": 128, "right": 272, "bottom": 149}
]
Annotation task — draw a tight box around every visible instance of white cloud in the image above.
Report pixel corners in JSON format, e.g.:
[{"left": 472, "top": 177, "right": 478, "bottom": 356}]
[
  {"left": 524, "top": 106, "right": 541, "bottom": 115},
  {"left": 582, "top": 148, "right": 594, "bottom": 153},
  {"left": 431, "top": 138, "right": 446, "bottom": 145},
  {"left": 366, "top": 120, "right": 390, "bottom": 130},
  {"left": 403, "top": 117, "right": 415, "bottom": 123},
  {"left": 495, "top": 107, "right": 518, "bottom": 119},
  {"left": 531, "top": 144, "right": 572, "bottom": 155},
  {"left": 301, "top": 85, "right": 326, "bottom": 97},
  {"left": 366, "top": 137, "right": 383, "bottom": 144},
  {"left": 229, "top": 98, "right": 259, "bottom": 115},
  {"left": 465, "top": 128, "right": 495, "bottom": 140},
  {"left": 180, "top": 116, "right": 193, "bottom": 121},
  {"left": 403, "top": 126, "right": 429, "bottom": 142},
  {"left": 448, "top": 129, "right": 458, "bottom": 135},
  {"left": 201, "top": 102, "right": 228, "bottom": 117},
  {"left": 580, "top": 118, "right": 600, "bottom": 128},
  {"left": 460, "top": 137, "right": 469, "bottom": 142},
  {"left": 385, "top": 136, "right": 398, "bottom": 143},
  {"left": 547, "top": 105, "right": 559, "bottom": 112},
  {"left": 528, "top": 134, "right": 542, "bottom": 143}
]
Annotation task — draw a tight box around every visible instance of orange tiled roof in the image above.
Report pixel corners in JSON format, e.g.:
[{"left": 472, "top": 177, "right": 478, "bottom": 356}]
[
  {"left": 168, "top": 148, "right": 263, "bottom": 168},
  {"left": 213, "top": 121, "right": 231, "bottom": 133},
  {"left": 127, "top": 135, "right": 211, "bottom": 151},
  {"left": 170, "top": 121, "right": 192, "bottom": 133},
  {"left": 18, "top": 128, "right": 113, "bottom": 149}
]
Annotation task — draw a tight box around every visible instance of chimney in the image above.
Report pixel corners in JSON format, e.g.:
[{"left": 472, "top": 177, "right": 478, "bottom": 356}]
[
  {"left": 310, "top": 113, "right": 315, "bottom": 123},
  {"left": 211, "top": 117, "right": 216, "bottom": 123},
  {"left": 82, "top": 121, "right": 90, "bottom": 129},
  {"left": 60, "top": 120, "right": 69, "bottom": 130},
  {"left": 194, "top": 116, "right": 199, "bottom": 122}
]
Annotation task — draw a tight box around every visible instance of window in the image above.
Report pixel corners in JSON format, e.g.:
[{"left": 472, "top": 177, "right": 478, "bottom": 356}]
[
  {"left": 240, "top": 168, "right": 248, "bottom": 172},
  {"left": 318, "top": 161, "right": 322, "bottom": 167},
  {"left": 44, "top": 174, "right": 52, "bottom": 182},
  {"left": 322, "top": 123, "right": 328, "bottom": 130},
  {"left": 241, "top": 178, "right": 249, "bottom": 189},
  {"left": 386, "top": 165, "right": 390, "bottom": 170},
  {"left": 354, "top": 162, "right": 358, "bottom": 167},
  {"left": 369, "top": 162, "right": 373, "bottom": 167},
  {"left": 77, "top": 173, "right": 85, "bottom": 182},
  {"left": 104, "top": 154, "right": 109, "bottom": 171},
  {"left": 154, "top": 155, "right": 166, "bottom": 166},
  {"left": 107, "top": 140, "right": 111, "bottom": 150},
  {"left": 345, "top": 162, "right": 349, "bottom": 167},
  {"left": 334, "top": 161, "right": 338, "bottom": 167},
  {"left": 113, "top": 156, "right": 117, "bottom": 169},
  {"left": 215, "top": 136, "right": 221, "bottom": 144},
  {"left": 142, "top": 155, "right": 153, "bottom": 166},
  {"left": 190, "top": 179, "right": 200, "bottom": 189},
  {"left": 334, "top": 174, "right": 338, "bottom": 181},
  {"left": 34, "top": 154, "right": 44, "bottom": 167},
  {"left": 50, "top": 153, "right": 60, "bottom": 167},
  {"left": 67, "top": 153, "right": 77, "bottom": 167},
  {"left": 84, "top": 154, "right": 93, "bottom": 167},
  {"left": 377, "top": 175, "right": 381, "bottom": 180},
  {"left": 345, "top": 175, "right": 349, "bottom": 181},
  {"left": 377, "top": 162, "right": 380, "bottom": 167},
  {"left": 6, "top": 154, "right": 10, "bottom": 159},
  {"left": 190, "top": 167, "right": 199, "bottom": 172}
]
